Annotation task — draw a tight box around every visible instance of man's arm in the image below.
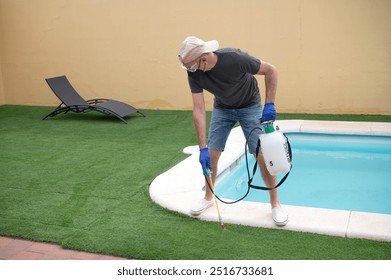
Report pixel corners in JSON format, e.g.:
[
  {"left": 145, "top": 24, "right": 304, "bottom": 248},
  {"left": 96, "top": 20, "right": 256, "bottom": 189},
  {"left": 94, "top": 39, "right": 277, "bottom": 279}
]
[
  {"left": 191, "top": 92, "right": 211, "bottom": 175},
  {"left": 191, "top": 92, "right": 207, "bottom": 149},
  {"left": 257, "top": 61, "right": 278, "bottom": 103}
]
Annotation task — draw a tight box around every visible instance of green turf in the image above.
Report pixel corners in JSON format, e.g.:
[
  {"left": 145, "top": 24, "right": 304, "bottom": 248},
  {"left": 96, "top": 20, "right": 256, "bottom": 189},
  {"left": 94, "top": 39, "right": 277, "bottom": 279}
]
[{"left": 0, "top": 105, "right": 390, "bottom": 259}]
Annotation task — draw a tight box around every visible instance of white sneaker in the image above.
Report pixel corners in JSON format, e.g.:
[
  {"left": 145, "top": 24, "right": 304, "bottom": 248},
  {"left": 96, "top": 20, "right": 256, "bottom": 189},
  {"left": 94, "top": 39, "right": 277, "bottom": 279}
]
[
  {"left": 272, "top": 206, "right": 288, "bottom": 226},
  {"left": 190, "top": 198, "right": 213, "bottom": 216}
]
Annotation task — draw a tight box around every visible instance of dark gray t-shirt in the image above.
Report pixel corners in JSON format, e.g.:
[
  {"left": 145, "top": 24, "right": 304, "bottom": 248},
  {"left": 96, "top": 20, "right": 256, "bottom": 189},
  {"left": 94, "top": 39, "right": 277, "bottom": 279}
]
[{"left": 187, "top": 48, "right": 261, "bottom": 108}]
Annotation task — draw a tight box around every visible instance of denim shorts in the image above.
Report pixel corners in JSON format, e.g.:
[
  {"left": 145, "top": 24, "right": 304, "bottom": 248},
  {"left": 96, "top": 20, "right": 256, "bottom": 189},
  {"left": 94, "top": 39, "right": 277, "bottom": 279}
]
[{"left": 208, "top": 103, "right": 263, "bottom": 154}]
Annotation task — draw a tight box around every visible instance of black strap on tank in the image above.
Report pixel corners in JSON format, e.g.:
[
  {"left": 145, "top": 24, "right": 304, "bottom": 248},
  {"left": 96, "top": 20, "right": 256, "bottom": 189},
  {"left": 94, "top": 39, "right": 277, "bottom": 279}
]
[
  {"left": 246, "top": 133, "right": 293, "bottom": 191},
  {"left": 204, "top": 128, "right": 293, "bottom": 205}
]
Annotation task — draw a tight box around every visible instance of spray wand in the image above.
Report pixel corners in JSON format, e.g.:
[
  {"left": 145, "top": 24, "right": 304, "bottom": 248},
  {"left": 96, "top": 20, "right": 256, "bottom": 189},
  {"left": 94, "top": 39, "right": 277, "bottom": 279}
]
[{"left": 205, "top": 168, "right": 226, "bottom": 231}]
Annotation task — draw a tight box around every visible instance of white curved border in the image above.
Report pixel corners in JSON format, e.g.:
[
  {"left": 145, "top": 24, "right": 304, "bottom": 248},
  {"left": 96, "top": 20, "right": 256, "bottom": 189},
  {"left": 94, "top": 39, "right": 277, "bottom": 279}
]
[{"left": 150, "top": 120, "right": 391, "bottom": 242}]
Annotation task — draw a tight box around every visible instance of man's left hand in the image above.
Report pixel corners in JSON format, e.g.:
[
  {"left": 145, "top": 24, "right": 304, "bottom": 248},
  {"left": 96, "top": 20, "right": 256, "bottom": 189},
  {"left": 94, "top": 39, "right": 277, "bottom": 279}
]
[{"left": 262, "top": 102, "right": 276, "bottom": 122}]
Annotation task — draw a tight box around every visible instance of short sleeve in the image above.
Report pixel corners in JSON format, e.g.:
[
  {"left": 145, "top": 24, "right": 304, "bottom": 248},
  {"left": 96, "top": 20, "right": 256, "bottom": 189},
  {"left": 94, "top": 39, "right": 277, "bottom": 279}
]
[
  {"left": 236, "top": 49, "right": 261, "bottom": 75},
  {"left": 187, "top": 72, "right": 203, "bottom": 93}
]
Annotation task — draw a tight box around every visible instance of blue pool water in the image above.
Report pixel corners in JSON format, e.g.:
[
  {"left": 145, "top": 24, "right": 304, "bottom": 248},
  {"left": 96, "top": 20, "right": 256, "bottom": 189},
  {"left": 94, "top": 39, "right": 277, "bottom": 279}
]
[{"left": 216, "top": 133, "right": 391, "bottom": 215}]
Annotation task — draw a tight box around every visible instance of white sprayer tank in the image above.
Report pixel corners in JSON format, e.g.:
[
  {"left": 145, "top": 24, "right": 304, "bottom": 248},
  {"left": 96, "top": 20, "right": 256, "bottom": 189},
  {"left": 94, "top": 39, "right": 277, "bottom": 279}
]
[{"left": 259, "top": 123, "right": 291, "bottom": 176}]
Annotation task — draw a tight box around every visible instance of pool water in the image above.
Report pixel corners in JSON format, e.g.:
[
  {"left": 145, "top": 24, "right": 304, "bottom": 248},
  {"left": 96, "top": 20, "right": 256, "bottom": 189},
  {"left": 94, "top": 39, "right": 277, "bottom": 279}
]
[{"left": 216, "top": 133, "right": 391, "bottom": 215}]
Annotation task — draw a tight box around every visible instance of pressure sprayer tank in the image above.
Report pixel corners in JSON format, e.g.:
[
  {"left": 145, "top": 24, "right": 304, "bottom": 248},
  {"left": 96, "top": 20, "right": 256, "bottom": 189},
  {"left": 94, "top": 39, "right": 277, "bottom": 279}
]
[{"left": 259, "top": 121, "right": 292, "bottom": 176}]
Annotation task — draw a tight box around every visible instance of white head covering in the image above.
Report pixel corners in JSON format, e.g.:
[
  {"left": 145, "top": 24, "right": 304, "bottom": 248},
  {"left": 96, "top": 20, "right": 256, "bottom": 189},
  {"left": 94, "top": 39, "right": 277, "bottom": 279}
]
[{"left": 179, "top": 36, "right": 219, "bottom": 64}]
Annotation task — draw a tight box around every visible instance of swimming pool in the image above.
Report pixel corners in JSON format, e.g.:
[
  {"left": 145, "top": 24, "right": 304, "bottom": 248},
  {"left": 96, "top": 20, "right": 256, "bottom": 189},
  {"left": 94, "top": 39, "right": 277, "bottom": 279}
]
[
  {"left": 150, "top": 120, "right": 391, "bottom": 241},
  {"left": 215, "top": 133, "right": 391, "bottom": 215}
]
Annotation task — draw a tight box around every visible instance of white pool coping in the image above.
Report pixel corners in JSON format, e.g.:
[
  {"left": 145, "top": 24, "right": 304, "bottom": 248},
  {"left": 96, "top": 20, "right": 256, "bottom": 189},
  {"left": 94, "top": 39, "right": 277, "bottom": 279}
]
[{"left": 149, "top": 120, "right": 391, "bottom": 242}]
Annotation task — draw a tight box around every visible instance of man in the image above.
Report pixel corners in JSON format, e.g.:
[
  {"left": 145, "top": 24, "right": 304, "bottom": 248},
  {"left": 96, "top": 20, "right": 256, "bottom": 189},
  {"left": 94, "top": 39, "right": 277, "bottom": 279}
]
[{"left": 178, "top": 36, "right": 288, "bottom": 226}]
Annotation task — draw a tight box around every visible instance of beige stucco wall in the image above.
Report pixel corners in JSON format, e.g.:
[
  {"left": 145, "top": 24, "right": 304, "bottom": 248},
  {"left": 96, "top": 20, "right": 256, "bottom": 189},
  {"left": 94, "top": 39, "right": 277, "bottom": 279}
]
[
  {"left": 0, "top": 0, "right": 390, "bottom": 114},
  {"left": 0, "top": 41, "right": 4, "bottom": 104},
  {"left": 0, "top": 65, "right": 4, "bottom": 105}
]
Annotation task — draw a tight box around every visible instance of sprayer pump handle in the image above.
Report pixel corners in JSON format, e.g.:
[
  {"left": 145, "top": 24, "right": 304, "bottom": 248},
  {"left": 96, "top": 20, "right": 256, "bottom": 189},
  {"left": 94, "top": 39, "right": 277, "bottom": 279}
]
[{"left": 260, "top": 120, "right": 274, "bottom": 126}]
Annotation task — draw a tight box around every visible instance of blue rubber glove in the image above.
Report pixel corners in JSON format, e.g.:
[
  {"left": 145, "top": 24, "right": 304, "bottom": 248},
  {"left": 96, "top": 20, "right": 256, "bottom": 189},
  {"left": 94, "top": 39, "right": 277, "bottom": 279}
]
[
  {"left": 262, "top": 102, "right": 276, "bottom": 122},
  {"left": 199, "top": 147, "right": 211, "bottom": 175}
]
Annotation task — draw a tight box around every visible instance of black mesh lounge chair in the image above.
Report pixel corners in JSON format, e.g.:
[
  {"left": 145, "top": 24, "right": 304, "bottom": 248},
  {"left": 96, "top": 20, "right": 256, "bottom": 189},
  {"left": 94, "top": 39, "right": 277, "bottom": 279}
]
[{"left": 43, "top": 75, "right": 145, "bottom": 124}]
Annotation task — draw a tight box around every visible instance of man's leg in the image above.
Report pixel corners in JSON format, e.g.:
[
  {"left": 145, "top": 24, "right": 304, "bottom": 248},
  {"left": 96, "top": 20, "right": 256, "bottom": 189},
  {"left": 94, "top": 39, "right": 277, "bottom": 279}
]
[
  {"left": 190, "top": 149, "right": 222, "bottom": 215},
  {"left": 204, "top": 150, "right": 222, "bottom": 200},
  {"left": 256, "top": 152, "right": 288, "bottom": 226},
  {"left": 191, "top": 107, "right": 235, "bottom": 216},
  {"left": 255, "top": 152, "right": 280, "bottom": 208}
]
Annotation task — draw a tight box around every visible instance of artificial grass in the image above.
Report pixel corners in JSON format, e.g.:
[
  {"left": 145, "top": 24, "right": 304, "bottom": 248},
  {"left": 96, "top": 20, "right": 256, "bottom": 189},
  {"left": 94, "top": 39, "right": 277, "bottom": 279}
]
[{"left": 0, "top": 104, "right": 390, "bottom": 260}]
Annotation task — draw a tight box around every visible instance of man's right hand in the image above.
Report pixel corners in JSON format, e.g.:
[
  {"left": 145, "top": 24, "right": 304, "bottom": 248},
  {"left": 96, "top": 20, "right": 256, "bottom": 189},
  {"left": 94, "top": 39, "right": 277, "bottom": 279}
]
[{"left": 199, "top": 147, "right": 211, "bottom": 175}]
